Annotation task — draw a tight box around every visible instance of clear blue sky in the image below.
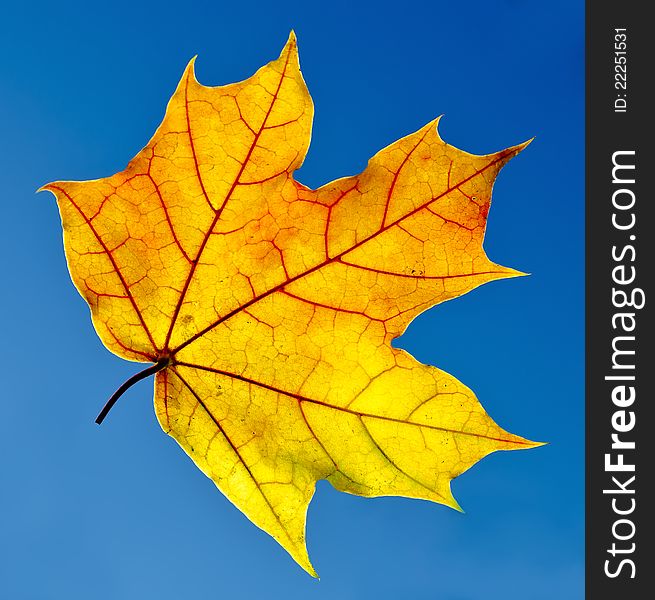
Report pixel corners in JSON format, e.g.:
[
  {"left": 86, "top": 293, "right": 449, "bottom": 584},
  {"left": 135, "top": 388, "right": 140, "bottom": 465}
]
[{"left": 1, "top": 1, "right": 583, "bottom": 598}]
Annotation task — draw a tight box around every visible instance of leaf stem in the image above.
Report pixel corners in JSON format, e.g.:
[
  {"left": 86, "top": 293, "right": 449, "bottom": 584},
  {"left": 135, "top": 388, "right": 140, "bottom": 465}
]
[{"left": 95, "top": 357, "right": 170, "bottom": 425}]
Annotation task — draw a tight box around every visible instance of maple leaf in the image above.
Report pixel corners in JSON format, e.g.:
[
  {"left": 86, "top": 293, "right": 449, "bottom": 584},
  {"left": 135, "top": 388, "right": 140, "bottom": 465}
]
[{"left": 43, "top": 33, "right": 540, "bottom": 576}]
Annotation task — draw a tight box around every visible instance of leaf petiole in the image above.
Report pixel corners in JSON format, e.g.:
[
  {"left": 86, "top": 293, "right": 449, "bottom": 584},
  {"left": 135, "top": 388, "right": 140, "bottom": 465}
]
[{"left": 95, "top": 357, "right": 170, "bottom": 425}]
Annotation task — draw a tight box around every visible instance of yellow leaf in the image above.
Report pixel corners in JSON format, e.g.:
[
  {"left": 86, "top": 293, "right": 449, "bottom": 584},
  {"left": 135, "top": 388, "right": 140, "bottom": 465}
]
[{"left": 43, "top": 32, "right": 540, "bottom": 576}]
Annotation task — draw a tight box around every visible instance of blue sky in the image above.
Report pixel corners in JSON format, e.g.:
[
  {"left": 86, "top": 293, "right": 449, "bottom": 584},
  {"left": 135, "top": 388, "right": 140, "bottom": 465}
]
[{"left": 1, "top": 1, "right": 583, "bottom": 598}]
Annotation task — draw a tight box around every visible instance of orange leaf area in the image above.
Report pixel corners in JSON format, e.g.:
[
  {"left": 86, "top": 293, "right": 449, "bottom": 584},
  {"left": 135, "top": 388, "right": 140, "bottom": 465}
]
[{"left": 44, "top": 33, "right": 540, "bottom": 575}]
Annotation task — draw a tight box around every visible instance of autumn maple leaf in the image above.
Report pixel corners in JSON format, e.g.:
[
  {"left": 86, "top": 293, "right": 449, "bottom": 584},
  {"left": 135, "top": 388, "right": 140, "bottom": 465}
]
[{"left": 43, "top": 33, "right": 539, "bottom": 576}]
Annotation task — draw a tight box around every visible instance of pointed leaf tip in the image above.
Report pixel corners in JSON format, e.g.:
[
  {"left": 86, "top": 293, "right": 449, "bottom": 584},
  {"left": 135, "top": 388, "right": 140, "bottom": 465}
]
[
  {"left": 443, "top": 486, "right": 464, "bottom": 513},
  {"left": 516, "top": 136, "right": 535, "bottom": 152},
  {"left": 184, "top": 55, "right": 198, "bottom": 79},
  {"left": 509, "top": 435, "right": 546, "bottom": 450},
  {"left": 528, "top": 439, "right": 548, "bottom": 449},
  {"left": 491, "top": 137, "right": 533, "bottom": 169},
  {"left": 276, "top": 31, "right": 301, "bottom": 72},
  {"left": 283, "top": 30, "right": 298, "bottom": 55},
  {"left": 508, "top": 137, "right": 534, "bottom": 157},
  {"left": 429, "top": 114, "right": 444, "bottom": 129},
  {"left": 506, "top": 267, "right": 530, "bottom": 278},
  {"left": 37, "top": 182, "right": 59, "bottom": 196},
  {"left": 428, "top": 115, "right": 445, "bottom": 141}
]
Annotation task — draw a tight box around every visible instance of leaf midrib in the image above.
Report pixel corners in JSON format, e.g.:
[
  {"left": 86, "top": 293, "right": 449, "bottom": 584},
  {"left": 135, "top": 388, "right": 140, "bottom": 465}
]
[
  {"left": 173, "top": 361, "right": 530, "bottom": 446},
  {"left": 163, "top": 50, "right": 294, "bottom": 349},
  {"left": 171, "top": 148, "right": 513, "bottom": 356}
]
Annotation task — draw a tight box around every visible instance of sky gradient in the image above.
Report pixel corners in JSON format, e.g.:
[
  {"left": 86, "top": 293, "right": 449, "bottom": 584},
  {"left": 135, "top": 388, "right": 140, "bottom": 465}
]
[{"left": 1, "top": 1, "right": 583, "bottom": 598}]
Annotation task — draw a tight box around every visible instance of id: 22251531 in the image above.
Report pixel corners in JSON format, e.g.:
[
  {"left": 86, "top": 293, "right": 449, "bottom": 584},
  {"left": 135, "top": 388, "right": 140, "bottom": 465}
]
[{"left": 614, "top": 28, "right": 628, "bottom": 113}]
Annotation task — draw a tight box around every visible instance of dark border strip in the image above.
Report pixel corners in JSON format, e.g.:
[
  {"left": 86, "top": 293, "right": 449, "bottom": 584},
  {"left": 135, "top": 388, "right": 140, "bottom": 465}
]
[{"left": 587, "top": 2, "right": 653, "bottom": 597}]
